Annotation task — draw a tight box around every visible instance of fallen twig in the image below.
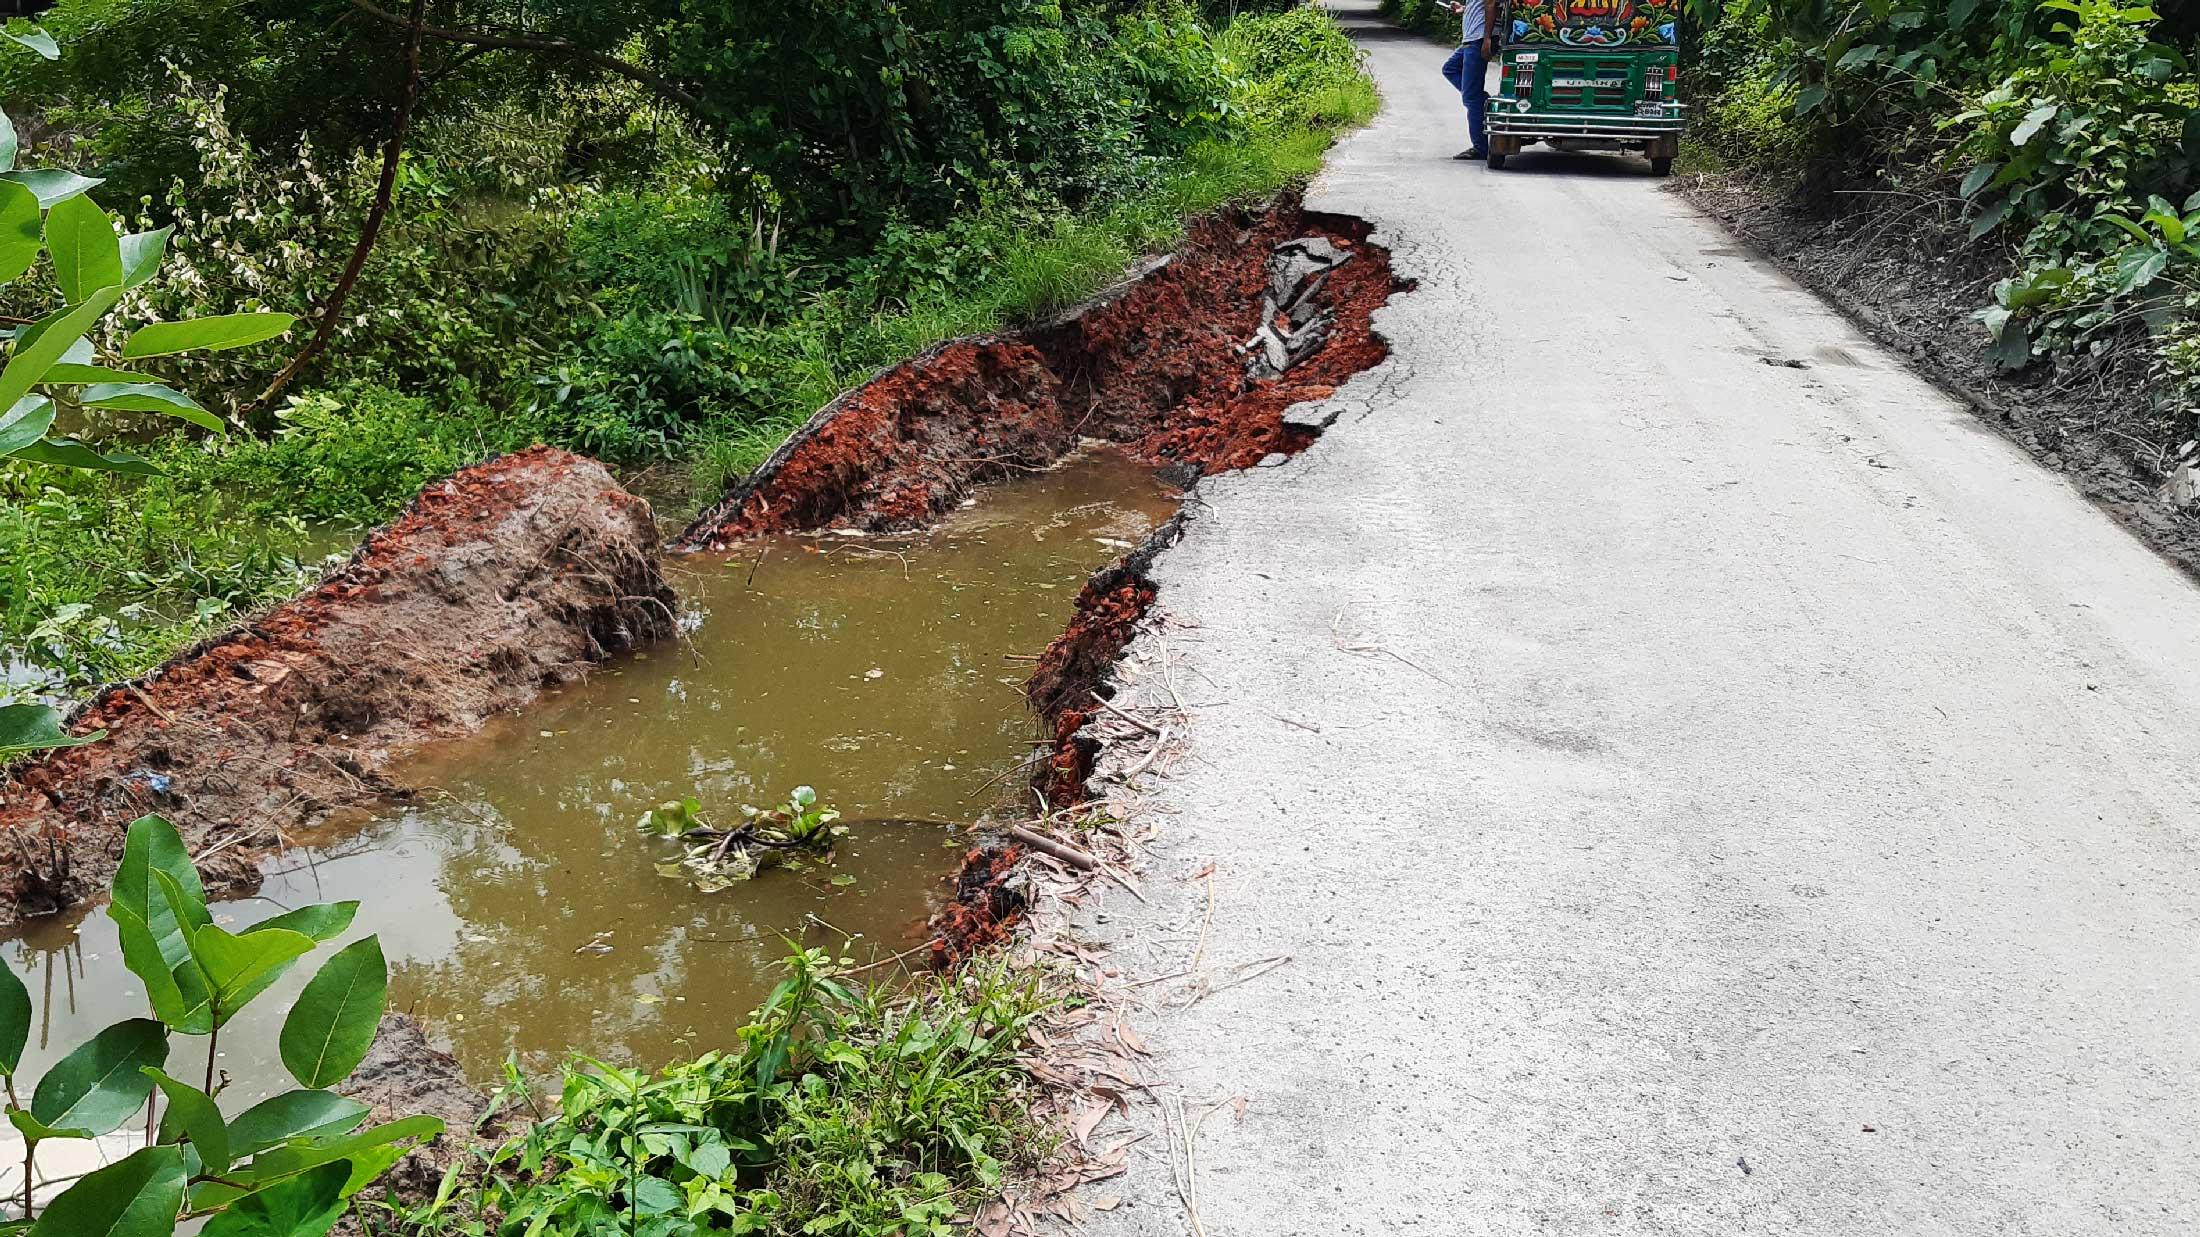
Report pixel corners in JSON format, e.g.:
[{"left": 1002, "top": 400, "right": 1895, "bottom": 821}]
[
  {"left": 1120, "top": 725, "right": 1176, "bottom": 781},
  {"left": 1091, "top": 692, "right": 1164, "bottom": 736},
  {"left": 1007, "top": 825, "right": 1098, "bottom": 871}
]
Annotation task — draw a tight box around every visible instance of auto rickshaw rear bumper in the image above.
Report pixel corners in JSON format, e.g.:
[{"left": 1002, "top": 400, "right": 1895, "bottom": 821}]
[{"left": 1487, "top": 110, "right": 1684, "bottom": 141}]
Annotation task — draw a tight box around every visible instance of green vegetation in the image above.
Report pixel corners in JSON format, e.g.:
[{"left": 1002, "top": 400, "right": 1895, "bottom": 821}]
[
  {"left": 1380, "top": 0, "right": 1469, "bottom": 39},
  {"left": 0, "top": 2, "right": 1374, "bottom": 704},
  {"left": 639, "top": 786, "right": 849, "bottom": 891},
  {"left": 385, "top": 951, "right": 1046, "bottom": 1237},
  {"left": 1682, "top": 0, "right": 2200, "bottom": 471},
  {"left": 0, "top": 815, "right": 426, "bottom": 1236}
]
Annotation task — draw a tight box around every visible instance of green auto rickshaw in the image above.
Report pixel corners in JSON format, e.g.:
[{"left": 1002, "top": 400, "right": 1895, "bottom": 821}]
[{"left": 1486, "top": 0, "right": 1683, "bottom": 175}]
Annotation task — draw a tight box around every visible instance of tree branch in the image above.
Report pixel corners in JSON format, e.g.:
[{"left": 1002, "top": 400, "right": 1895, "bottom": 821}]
[
  {"left": 248, "top": 0, "right": 427, "bottom": 421},
  {"left": 345, "top": 0, "right": 710, "bottom": 118}
]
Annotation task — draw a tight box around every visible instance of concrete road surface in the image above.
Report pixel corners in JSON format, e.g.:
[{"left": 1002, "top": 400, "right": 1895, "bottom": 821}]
[{"left": 1071, "top": 4, "right": 2200, "bottom": 1234}]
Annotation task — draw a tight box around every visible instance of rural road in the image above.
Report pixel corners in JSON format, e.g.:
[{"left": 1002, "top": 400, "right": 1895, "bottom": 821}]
[{"left": 1073, "top": 4, "right": 2200, "bottom": 1234}]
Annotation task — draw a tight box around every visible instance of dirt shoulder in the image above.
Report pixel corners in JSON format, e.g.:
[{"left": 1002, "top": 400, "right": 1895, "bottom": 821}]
[{"left": 1677, "top": 168, "right": 2200, "bottom": 583}]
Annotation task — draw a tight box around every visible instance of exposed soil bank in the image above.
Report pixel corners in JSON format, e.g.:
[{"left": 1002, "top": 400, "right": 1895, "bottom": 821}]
[
  {"left": 0, "top": 447, "right": 672, "bottom": 926},
  {"left": 679, "top": 196, "right": 1400, "bottom": 548},
  {"left": 666, "top": 195, "right": 1404, "bottom": 964},
  {"left": 1026, "top": 510, "right": 1188, "bottom": 810},
  {"left": 1679, "top": 174, "right": 2200, "bottom": 583}
]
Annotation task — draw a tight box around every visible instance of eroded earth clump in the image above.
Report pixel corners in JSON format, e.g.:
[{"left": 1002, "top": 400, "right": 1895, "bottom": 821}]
[
  {"left": 679, "top": 195, "right": 1399, "bottom": 548},
  {"left": 0, "top": 447, "right": 673, "bottom": 925}
]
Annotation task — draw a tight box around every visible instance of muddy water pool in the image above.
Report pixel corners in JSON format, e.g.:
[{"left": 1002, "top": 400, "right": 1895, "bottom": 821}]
[{"left": 6, "top": 449, "right": 1176, "bottom": 1099}]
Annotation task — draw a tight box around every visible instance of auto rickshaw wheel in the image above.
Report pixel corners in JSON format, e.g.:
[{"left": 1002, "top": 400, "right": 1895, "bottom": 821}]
[
  {"left": 1489, "top": 151, "right": 1509, "bottom": 170},
  {"left": 1650, "top": 156, "right": 1674, "bottom": 177}
]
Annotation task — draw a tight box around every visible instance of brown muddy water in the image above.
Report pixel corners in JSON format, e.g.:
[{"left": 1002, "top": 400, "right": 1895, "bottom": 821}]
[{"left": 5, "top": 449, "right": 1178, "bottom": 1101}]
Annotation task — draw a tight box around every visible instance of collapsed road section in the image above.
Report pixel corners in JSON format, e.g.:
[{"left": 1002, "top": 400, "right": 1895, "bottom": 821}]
[
  {"left": 680, "top": 197, "right": 1399, "bottom": 547},
  {"left": 0, "top": 196, "right": 1398, "bottom": 960}
]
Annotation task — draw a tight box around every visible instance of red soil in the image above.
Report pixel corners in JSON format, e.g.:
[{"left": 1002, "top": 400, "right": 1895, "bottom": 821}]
[
  {"left": 0, "top": 447, "right": 674, "bottom": 925},
  {"left": 1028, "top": 577, "right": 1163, "bottom": 808},
  {"left": 930, "top": 842, "right": 1029, "bottom": 966},
  {"left": 680, "top": 197, "right": 1400, "bottom": 548}
]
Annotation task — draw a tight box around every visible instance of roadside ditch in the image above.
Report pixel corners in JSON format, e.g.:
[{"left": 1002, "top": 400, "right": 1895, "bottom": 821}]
[{"left": 0, "top": 194, "right": 1404, "bottom": 1093}]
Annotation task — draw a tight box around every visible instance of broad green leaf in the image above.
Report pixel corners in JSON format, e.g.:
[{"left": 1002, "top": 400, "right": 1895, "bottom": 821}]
[
  {"left": 245, "top": 1116, "right": 443, "bottom": 1181},
  {"left": 0, "top": 179, "right": 38, "bottom": 280},
  {"left": 279, "top": 936, "right": 385, "bottom": 1089},
  {"left": 0, "top": 956, "right": 27, "bottom": 1076},
  {"left": 1989, "top": 320, "right": 2032, "bottom": 369},
  {"left": 112, "top": 905, "right": 210, "bottom": 1035},
  {"left": 79, "top": 383, "right": 222, "bottom": 433},
  {"left": 2011, "top": 102, "right": 2059, "bottom": 147},
  {"left": 155, "top": 871, "right": 314, "bottom": 1025},
  {"left": 118, "top": 227, "right": 170, "bottom": 289},
  {"left": 0, "top": 702, "right": 102, "bottom": 760},
  {"left": 149, "top": 871, "right": 217, "bottom": 1029},
  {"left": 0, "top": 170, "right": 100, "bottom": 208},
  {"left": 197, "top": 1163, "right": 348, "bottom": 1237},
  {"left": 196, "top": 1117, "right": 442, "bottom": 1210},
  {"left": 1959, "top": 162, "right": 2000, "bottom": 199},
  {"left": 227, "top": 1091, "right": 369, "bottom": 1159},
  {"left": 3, "top": 27, "right": 58, "bottom": 60},
  {"left": 1969, "top": 195, "right": 2012, "bottom": 241},
  {"left": 336, "top": 1144, "right": 408, "bottom": 1198},
  {"left": 122, "top": 313, "right": 296, "bottom": 359},
  {"left": 110, "top": 817, "right": 207, "bottom": 971},
  {"left": 2103, "top": 213, "right": 2156, "bottom": 244},
  {"left": 0, "top": 394, "right": 54, "bottom": 456},
  {"left": 196, "top": 925, "right": 317, "bottom": 1025},
  {"left": 40, "top": 364, "right": 156, "bottom": 385},
  {"left": 0, "top": 287, "right": 121, "bottom": 412},
  {"left": 1834, "top": 43, "right": 1879, "bottom": 70},
  {"left": 2116, "top": 247, "right": 2169, "bottom": 293},
  {"left": 0, "top": 108, "right": 15, "bottom": 172},
  {"left": 27, "top": 1146, "right": 184, "bottom": 1237},
  {"left": 28, "top": 1018, "right": 169, "bottom": 1138},
  {"left": 1794, "top": 84, "right": 1827, "bottom": 115},
  {"left": 9, "top": 1107, "right": 90, "bottom": 1142},
  {"left": 245, "top": 903, "right": 359, "bottom": 944},
  {"left": 144, "top": 1068, "right": 229, "bottom": 1174},
  {"left": 46, "top": 194, "right": 120, "bottom": 306}
]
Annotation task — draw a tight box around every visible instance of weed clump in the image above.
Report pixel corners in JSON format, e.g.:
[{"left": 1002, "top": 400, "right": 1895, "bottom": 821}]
[{"left": 385, "top": 951, "right": 1047, "bottom": 1237}]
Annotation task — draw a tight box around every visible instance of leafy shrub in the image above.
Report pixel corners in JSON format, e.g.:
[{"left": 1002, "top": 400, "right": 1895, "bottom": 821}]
[
  {"left": 391, "top": 950, "right": 1045, "bottom": 1237},
  {"left": 569, "top": 187, "right": 796, "bottom": 328},
  {"left": 1223, "top": 5, "right": 1380, "bottom": 133},
  {"left": 1952, "top": 0, "right": 2199, "bottom": 253}
]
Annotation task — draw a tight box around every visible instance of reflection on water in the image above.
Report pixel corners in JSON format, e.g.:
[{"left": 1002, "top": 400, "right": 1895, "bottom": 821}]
[{"left": 4, "top": 450, "right": 1177, "bottom": 1087}]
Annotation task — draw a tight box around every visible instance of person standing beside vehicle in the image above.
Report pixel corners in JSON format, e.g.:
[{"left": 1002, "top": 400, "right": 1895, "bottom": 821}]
[{"left": 1439, "top": 0, "right": 1494, "bottom": 160}]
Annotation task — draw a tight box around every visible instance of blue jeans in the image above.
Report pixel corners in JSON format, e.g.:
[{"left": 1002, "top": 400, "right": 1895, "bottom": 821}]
[{"left": 1442, "top": 42, "right": 1490, "bottom": 154}]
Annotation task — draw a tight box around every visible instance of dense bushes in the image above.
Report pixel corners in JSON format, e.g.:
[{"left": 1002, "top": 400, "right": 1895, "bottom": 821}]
[{"left": 1688, "top": 0, "right": 2200, "bottom": 449}]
